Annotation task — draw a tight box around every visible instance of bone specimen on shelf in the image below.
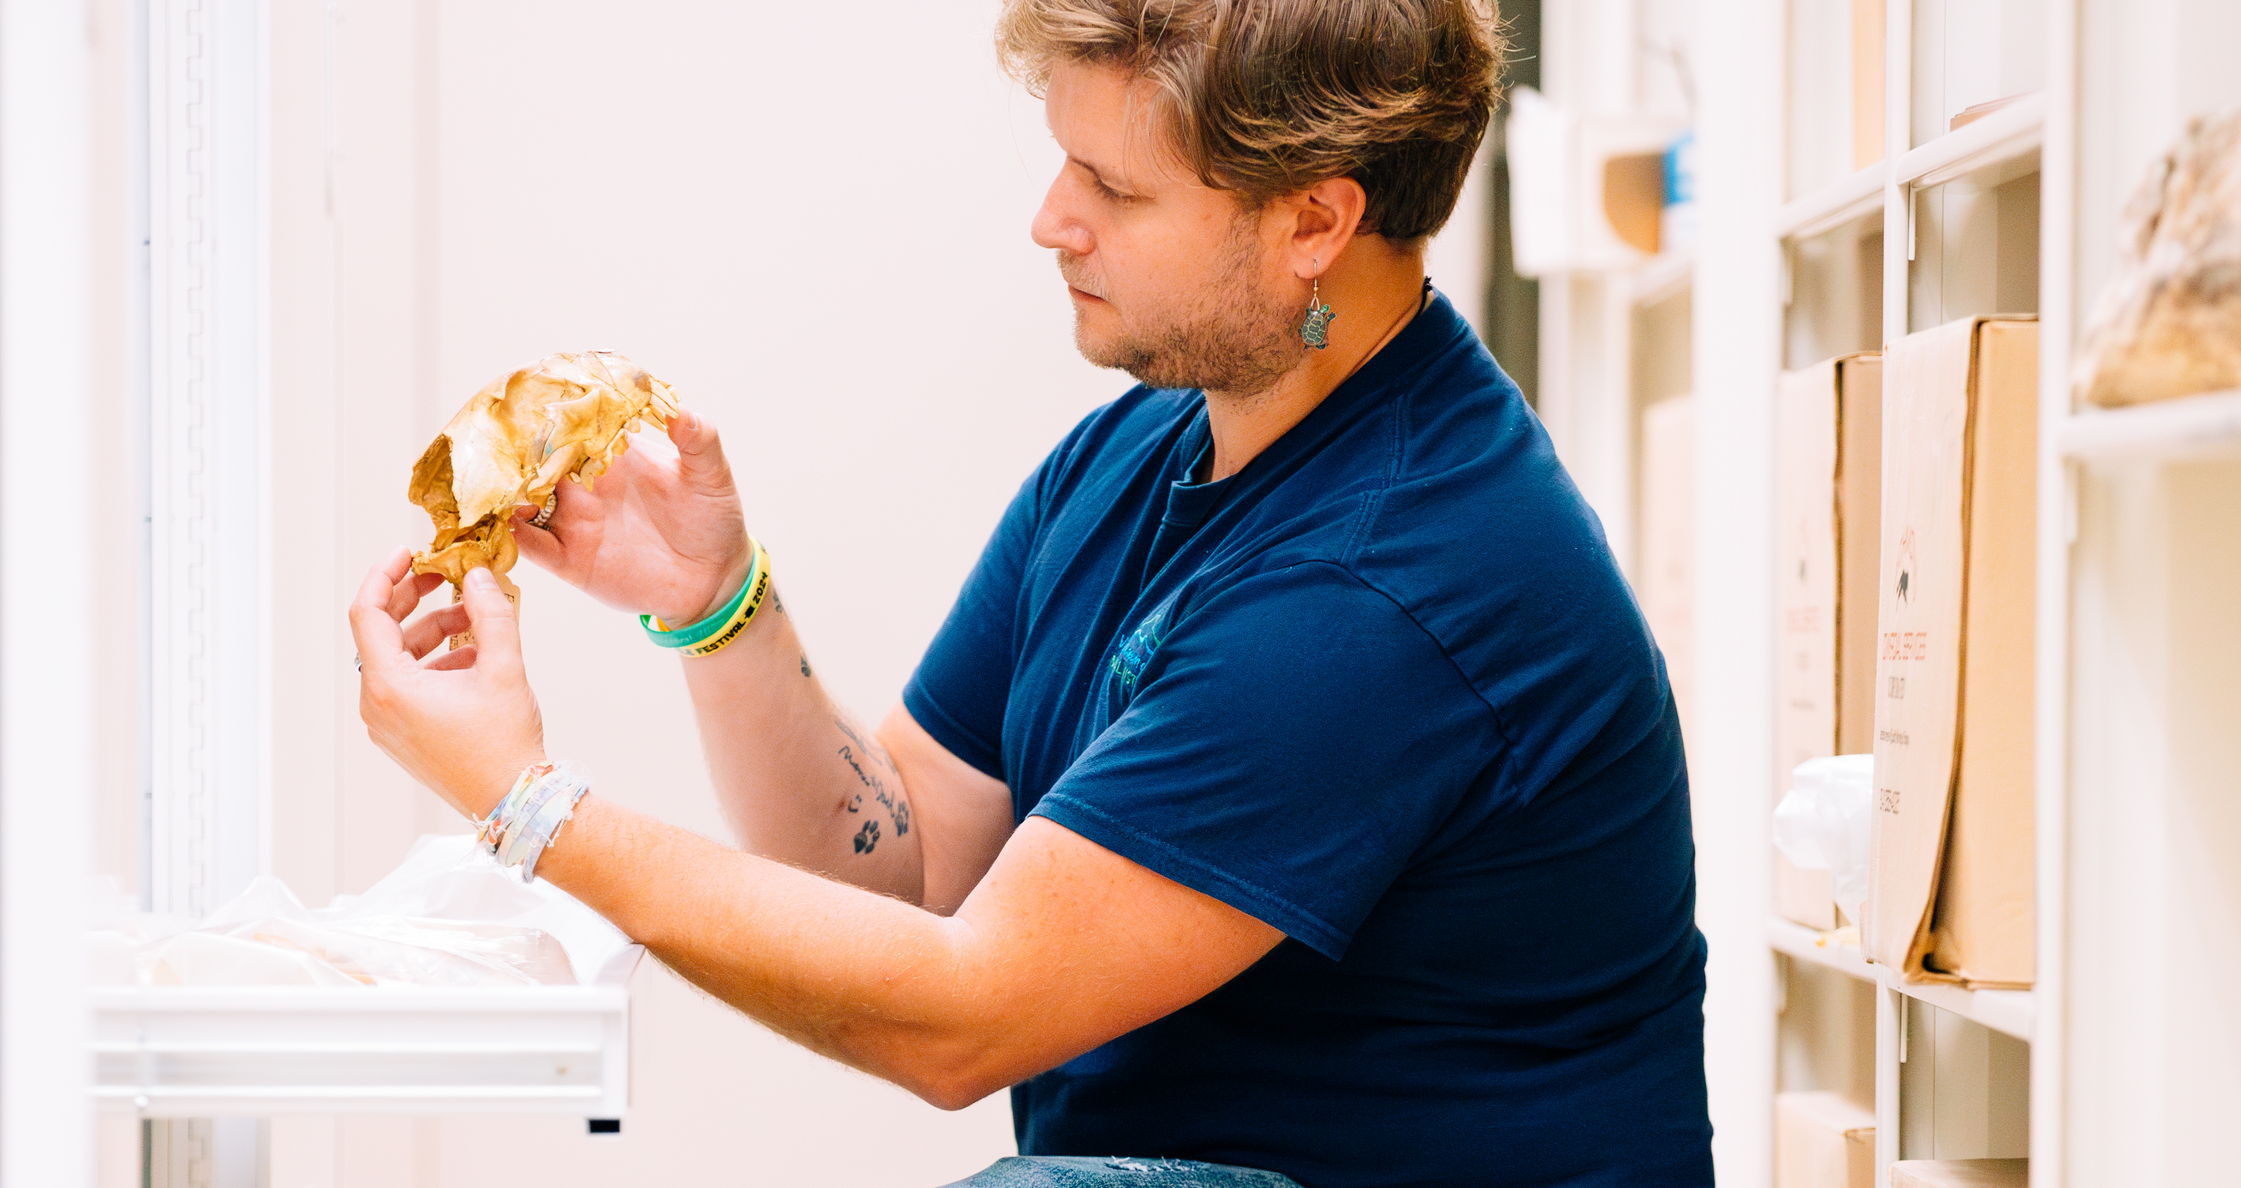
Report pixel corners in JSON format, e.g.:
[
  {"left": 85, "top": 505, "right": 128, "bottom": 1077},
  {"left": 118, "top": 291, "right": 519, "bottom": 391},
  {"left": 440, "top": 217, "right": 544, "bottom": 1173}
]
[
  {"left": 2074, "top": 110, "right": 2241, "bottom": 408},
  {"left": 409, "top": 351, "right": 680, "bottom": 612}
]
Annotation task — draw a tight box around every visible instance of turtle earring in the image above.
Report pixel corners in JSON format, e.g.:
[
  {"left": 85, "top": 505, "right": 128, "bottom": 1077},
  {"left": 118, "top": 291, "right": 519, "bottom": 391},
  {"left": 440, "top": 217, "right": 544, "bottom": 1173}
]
[{"left": 1299, "top": 269, "right": 1335, "bottom": 350}]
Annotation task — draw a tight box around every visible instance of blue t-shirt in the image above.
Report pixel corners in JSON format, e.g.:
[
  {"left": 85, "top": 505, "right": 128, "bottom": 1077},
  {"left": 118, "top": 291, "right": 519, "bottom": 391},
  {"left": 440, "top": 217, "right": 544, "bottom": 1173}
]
[{"left": 903, "top": 293, "right": 1711, "bottom": 1188}]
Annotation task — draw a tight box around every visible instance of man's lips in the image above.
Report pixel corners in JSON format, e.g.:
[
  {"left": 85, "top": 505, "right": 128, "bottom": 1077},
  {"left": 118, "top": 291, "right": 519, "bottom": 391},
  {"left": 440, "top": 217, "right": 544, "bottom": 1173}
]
[{"left": 1067, "top": 285, "right": 1108, "bottom": 304}]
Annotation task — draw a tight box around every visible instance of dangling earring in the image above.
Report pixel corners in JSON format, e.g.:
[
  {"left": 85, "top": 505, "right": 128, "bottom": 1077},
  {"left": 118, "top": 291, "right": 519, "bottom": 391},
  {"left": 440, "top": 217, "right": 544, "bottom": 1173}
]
[{"left": 1299, "top": 268, "right": 1335, "bottom": 350}]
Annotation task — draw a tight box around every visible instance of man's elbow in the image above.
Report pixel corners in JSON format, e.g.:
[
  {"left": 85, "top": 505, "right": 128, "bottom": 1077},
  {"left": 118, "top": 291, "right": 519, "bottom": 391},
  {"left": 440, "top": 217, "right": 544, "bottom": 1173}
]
[
  {"left": 911, "top": 1071, "right": 1006, "bottom": 1113},
  {"left": 886, "top": 1039, "right": 1021, "bottom": 1112}
]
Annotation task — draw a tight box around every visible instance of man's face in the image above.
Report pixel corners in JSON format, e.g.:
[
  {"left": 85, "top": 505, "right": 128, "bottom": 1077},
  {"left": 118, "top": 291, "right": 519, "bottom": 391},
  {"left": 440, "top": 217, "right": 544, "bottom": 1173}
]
[{"left": 1032, "top": 62, "right": 1302, "bottom": 394}]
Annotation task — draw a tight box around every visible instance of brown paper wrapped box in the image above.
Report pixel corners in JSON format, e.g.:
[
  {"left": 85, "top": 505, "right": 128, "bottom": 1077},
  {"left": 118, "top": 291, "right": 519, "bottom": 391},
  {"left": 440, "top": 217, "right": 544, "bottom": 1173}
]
[
  {"left": 1866, "top": 316, "right": 2036, "bottom": 988},
  {"left": 1889, "top": 1159, "right": 2027, "bottom": 1187},
  {"left": 1775, "top": 1091, "right": 1875, "bottom": 1188},
  {"left": 1774, "top": 355, "right": 1883, "bottom": 929}
]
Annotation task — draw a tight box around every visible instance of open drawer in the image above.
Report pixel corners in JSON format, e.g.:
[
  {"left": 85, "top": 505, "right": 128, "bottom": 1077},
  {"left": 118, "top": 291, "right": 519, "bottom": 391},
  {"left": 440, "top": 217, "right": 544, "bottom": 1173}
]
[{"left": 91, "top": 945, "right": 641, "bottom": 1118}]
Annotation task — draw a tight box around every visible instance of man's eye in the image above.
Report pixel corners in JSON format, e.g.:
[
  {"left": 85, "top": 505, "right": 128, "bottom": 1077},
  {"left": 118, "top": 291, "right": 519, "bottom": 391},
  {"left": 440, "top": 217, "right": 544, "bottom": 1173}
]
[{"left": 1094, "top": 179, "right": 1137, "bottom": 204}]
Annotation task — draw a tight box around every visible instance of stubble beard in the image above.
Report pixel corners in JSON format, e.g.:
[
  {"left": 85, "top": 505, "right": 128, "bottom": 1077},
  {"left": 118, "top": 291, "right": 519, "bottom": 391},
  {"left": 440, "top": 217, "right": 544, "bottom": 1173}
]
[{"left": 1065, "top": 226, "right": 1303, "bottom": 398}]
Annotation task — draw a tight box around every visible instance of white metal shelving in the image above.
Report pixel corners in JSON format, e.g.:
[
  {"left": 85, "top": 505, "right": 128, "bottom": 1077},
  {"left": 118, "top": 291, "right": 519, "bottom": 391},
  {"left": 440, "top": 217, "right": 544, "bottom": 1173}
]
[
  {"left": 1768, "top": 918, "right": 2034, "bottom": 1042},
  {"left": 1630, "top": 250, "right": 1697, "bottom": 307},
  {"left": 1540, "top": 0, "right": 2240, "bottom": 1182},
  {"left": 90, "top": 948, "right": 641, "bottom": 1118},
  {"left": 2056, "top": 388, "right": 2241, "bottom": 462},
  {"left": 1768, "top": 917, "right": 1874, "bottom": 981},
  {"left": 1892, "top": 93, "right": 2048, "bottom": 190},
  {"left": 1775, "top": 163, "right": 1887, "bottom": 243},
  {"left": 1775, "top": 91, "right": 2049, "bottom": 251}
]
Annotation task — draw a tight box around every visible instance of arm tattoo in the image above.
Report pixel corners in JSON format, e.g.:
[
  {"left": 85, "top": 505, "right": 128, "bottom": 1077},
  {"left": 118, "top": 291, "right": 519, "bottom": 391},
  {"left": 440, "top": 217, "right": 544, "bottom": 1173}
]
[
  {"left": 800, "top": 654, "right": 812, "bottom": 677},
  {"left": 835, "top": 716, "right": 911, "bottom": 850}
]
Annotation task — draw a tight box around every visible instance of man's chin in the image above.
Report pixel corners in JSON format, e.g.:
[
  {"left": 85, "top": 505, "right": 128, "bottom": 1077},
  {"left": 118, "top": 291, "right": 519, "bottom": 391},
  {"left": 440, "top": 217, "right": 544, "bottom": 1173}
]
[{"left": 1072, "top": 320, "right": 1147, "bottom": 377}]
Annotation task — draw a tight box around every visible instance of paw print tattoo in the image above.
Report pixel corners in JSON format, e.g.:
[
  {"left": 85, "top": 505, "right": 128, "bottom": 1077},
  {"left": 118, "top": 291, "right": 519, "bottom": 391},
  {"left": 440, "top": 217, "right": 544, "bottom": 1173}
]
[{"left": 852, "top": 819, "right": 881, "bottom": 855}]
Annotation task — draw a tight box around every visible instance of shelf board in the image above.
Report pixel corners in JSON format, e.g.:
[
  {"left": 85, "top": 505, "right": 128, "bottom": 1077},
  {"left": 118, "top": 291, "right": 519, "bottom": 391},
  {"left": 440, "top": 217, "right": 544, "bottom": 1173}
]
[
  {"left": 2058, "top": 388, "right": 2241, "bottom": 463},
  {"left": 1769, "top": 917, "right": 2034, "bottom": 1041},
  {"left": 1776, "top": 163, "right": 1888, "bottom": 242},
  {"left": 1894, "top": 92, "right": 2048, "bottom": 191},
  {"left": 1890, "top": 977, "right": 2035, "bottom": 1043},
  {"left": 1628, "top": 250, "right": 1694, "bottom": 307},
  {"left": 1769, "top": 916, "right": 1875, "bottom": 981}
]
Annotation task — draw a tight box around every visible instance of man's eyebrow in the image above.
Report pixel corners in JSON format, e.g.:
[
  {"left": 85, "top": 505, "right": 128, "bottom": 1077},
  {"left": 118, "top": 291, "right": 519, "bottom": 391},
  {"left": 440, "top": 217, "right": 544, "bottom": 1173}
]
[{"left": 1066, "top": 154, "right": 1133, "bottom": 192}]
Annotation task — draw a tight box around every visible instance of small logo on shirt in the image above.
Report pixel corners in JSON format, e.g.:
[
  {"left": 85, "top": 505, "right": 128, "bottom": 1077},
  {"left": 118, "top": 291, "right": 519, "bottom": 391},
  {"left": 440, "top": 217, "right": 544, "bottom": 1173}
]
[{"left": 1108, "top": 607, "right": 1169, "bottom": 696}]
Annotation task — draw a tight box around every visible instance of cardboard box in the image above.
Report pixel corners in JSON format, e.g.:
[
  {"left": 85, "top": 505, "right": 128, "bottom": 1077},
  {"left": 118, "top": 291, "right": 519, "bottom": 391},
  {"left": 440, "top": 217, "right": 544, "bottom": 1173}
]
[
  {"left": 1889, "top": 1159, "right": 2028, "bottom": 1187},
  {"left": 1867, "top": 317, "right": 2037, "bottom": 988},
  {"left": 1638, "top": 396, "right": 1694, "bottom": 737},
  {"left": 1774, "top": 356, "right": 1884, "bottom": 928},
  {"left": 1775, "top": 1091, "right": 1875, "bottom": 1188}
]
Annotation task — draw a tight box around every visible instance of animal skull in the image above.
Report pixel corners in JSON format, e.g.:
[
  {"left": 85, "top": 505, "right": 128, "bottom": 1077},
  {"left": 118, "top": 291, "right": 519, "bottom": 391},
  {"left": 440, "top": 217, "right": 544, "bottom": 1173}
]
[
  {"left": 2074, "top": 110, "right": 2241, "bottom": 407},
  {"left": 410, "top": 351, "right": 681, "bottom": 603}
]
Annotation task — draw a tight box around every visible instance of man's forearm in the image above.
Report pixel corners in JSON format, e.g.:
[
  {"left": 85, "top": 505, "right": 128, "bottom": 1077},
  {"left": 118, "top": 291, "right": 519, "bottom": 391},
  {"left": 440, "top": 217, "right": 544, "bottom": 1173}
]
[
  {"left": 539, "top": 795, "right": 1004, "bottom": 1108},
  {"left": 677, "top": 578, "right": 924, "bottom": 904},
  {"left": 532, "top": 796, "right": 1282, "bottom": 1112}
]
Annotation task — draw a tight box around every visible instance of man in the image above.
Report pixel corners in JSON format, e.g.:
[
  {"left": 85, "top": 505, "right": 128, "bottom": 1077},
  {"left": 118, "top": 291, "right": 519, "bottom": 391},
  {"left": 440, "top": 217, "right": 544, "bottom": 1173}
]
[{"left": 351, "top": 2, "right": 1713, "bottom": 1184}]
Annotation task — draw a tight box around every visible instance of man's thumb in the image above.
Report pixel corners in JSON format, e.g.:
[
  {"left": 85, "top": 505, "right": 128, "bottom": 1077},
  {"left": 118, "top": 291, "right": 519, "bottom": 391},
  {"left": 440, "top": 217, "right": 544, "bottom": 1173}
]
[
  {"left": 669, "top": 408, "right": 735, "bottom": 493},
  {"left": 462, "top": 568, "right": 523, "bottom": 668}
]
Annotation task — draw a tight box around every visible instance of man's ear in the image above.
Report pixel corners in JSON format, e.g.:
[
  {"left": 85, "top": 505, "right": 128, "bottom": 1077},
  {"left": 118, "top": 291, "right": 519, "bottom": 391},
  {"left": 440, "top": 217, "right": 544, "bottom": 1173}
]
[{"left": 1284, "top": 176, "right": 1369, "bottom": 278}]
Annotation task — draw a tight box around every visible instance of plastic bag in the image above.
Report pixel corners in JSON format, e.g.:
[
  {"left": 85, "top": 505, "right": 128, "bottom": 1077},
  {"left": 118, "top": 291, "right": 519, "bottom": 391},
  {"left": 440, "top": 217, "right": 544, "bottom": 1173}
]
[
  {"left": 1773, "top": 754, "right": 1876, "bottom": 925},
  {"left": 91, "top": 835, "right": 630, "bottom": 989}
]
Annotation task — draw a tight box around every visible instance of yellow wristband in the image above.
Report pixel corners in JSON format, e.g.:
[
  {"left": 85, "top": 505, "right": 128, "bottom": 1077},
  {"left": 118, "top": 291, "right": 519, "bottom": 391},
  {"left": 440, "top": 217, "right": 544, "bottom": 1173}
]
[{"left": 675, "top": 537, "right": 772, "bottom": 659}]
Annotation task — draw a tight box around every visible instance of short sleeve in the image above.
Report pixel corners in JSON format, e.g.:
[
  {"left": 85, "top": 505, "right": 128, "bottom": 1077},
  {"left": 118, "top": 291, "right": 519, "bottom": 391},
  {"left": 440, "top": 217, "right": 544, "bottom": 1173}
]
[
  {"left": 903, "top": 467, "right": 1044, "bottom": 782},
  {"left": 1029, "top": 562, "right": 1502, "bottom": 959}
]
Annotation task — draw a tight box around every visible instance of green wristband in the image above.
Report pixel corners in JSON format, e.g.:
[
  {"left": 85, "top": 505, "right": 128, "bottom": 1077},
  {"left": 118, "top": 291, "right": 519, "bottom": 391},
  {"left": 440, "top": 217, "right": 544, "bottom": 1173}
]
[{"left": 640, "top": 540, "right": 763, "bottom": 648}]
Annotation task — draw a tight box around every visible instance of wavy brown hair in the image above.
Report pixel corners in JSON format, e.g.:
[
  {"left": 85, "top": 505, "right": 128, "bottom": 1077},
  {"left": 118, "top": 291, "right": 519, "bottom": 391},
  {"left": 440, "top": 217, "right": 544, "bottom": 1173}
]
[{"left": 997, "top": 0, "right": 1503, "bottom": 242}]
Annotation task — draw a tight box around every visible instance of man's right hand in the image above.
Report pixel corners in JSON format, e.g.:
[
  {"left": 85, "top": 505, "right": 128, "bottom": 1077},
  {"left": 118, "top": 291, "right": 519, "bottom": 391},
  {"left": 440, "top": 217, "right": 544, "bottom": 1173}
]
[{"left": 512, "top": 407, "right": 751, "bottom": 626}]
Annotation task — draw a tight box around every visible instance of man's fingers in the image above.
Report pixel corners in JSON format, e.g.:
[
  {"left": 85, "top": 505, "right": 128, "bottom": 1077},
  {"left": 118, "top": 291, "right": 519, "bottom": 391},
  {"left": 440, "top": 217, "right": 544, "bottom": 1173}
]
[
  {"left": 460, "top": 568, "right": 524, "bottom": 671},
  {"left": 669, "top": 407, "right": 737, "bottom": 496},
  {"left": 348, "top": 551, "right": 417, "bottom": 671},
  {"left": 387, "top": 569, "right": 445, "bottom": 623},
  {"left": 423, "top": 645, "right": 478, "bottom": 672},
  {"left": 401, "top": 603, "right": 473, "bottom": 659},
  {"left": 512, "top": 505, "right": 563, "bottom": 569}
]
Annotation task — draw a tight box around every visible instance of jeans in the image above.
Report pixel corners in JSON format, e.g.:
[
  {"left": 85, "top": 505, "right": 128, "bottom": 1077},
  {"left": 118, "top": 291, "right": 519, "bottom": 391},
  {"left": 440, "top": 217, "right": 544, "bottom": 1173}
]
[{"left": 938, "top": 1156, "right": 1304, "bottom": 1188}]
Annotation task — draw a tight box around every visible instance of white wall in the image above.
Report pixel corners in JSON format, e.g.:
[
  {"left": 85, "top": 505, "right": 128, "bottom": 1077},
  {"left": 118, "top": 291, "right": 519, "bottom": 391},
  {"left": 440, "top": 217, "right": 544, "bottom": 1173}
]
[{"left": 100, "top": 1, "right": 1114, "bottom": 1184}]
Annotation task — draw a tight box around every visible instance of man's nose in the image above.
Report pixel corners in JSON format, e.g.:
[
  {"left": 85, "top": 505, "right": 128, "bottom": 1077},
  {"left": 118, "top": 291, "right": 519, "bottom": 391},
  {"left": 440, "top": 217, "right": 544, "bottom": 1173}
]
[{"left": 1030, "top": 175, "right": 1091, "bottom": 255}]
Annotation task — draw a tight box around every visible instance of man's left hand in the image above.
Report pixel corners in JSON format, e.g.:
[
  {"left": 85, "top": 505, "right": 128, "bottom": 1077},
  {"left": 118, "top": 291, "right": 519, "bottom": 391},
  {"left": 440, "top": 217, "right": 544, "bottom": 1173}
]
[{"left": 350, "top": 549, "right": 547, "bottom": 819}]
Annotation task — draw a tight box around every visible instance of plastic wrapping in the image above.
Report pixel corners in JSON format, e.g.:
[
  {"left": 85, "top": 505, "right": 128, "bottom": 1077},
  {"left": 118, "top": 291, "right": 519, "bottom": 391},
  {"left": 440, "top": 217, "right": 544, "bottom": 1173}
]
[
  {"left": 90, "top": 835, "right": 630, "bottom": 989},
  {"left": 1773, "top": 754, "right": 1876, "bottom": 925}
]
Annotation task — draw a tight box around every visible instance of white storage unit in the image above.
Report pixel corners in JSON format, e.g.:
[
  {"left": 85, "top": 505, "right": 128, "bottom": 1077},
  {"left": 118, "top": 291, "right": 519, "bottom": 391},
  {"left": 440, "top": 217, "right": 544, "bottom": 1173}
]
[
  {"left": 1534, "top": 0, "right": 2241, "bottom": 1183},
  {"left": 92, "top": 948, "right": 639, "bottom": 1118}
]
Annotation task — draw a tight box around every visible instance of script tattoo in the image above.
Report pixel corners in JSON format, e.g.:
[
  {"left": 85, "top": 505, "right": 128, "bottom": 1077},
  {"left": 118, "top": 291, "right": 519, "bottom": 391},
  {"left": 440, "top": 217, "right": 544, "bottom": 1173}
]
[{"left": 835, "top": 716, "right": 911, "bottom": 850}]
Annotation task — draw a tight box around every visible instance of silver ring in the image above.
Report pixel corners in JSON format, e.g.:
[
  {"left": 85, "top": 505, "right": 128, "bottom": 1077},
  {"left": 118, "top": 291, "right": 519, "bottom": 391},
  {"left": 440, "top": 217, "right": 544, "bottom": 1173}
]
[
  {"left": 354, "top": 653, "right": 363, "bottom": 672},
  {"left": 529, "top": 493, "right": 557, "bottom": 529}
]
